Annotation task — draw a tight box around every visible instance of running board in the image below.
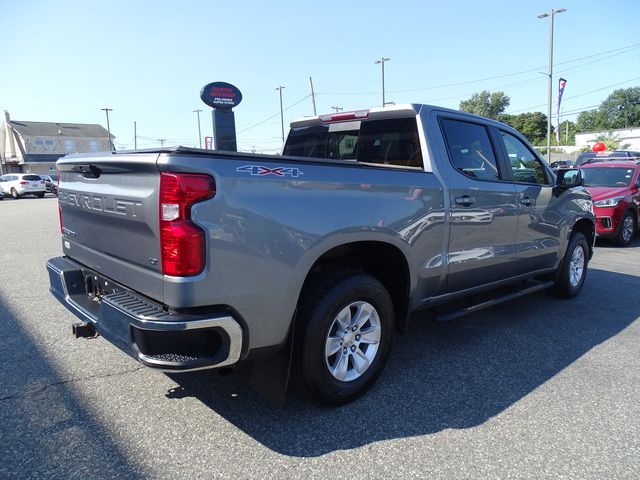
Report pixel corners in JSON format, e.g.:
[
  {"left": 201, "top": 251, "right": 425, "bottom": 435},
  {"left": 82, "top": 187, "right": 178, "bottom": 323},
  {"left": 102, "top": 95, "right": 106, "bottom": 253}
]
[{"left": 434, "top": 280, "right": 554, "bottom": 322}]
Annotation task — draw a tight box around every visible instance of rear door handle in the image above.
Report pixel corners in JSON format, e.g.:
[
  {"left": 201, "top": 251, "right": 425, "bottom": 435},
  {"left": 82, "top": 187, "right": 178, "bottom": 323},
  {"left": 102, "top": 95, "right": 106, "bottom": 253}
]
[
  {"left": 455, "top": 195, "right": 476, "bottom": 207},
  {"left": 520, "top": 196, "right": 535, "bottom": 206}
]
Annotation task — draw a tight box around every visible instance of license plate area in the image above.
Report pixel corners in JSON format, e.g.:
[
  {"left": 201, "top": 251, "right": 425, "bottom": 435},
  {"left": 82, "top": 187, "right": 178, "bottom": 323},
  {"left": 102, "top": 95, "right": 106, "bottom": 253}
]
[{"left": 84, "top": 272, "right": 123, "bottom": 301}]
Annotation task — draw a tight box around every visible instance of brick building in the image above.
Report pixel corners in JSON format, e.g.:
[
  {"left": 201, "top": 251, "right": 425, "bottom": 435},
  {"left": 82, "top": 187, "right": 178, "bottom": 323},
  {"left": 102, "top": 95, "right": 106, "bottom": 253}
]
[{"left": 0, "top": 111, "right": 114, "bottom": 175}]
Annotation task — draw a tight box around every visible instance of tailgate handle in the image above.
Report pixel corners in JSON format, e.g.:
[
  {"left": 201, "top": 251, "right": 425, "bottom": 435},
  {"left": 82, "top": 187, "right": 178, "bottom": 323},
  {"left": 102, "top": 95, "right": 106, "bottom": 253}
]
[{"left": 74, "top": 164, "right": 102, "bottom": 179}]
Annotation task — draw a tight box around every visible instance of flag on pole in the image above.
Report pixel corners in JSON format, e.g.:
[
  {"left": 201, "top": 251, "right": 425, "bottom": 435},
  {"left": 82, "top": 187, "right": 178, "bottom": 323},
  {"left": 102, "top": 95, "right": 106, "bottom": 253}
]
[{"left": 556, "top": 78, "right": 567, "bottom": 143}]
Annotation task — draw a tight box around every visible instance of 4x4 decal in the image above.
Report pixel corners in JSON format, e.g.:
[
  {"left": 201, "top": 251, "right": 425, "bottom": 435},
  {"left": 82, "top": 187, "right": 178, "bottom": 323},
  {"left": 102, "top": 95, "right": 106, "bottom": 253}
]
[{"left": 236, "top": 165, "right": 303, "bottom": 178}]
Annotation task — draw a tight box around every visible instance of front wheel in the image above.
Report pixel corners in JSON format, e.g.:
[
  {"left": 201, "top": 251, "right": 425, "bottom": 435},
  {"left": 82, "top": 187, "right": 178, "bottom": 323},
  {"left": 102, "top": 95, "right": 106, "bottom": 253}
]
[
  {"left": 549, "top": 231, "right": 589, "bottom": 298},
  {"left": 615, "top": 212, "right": 636, "bottom": 246},
  {"left": 295, "top": 273, "right": 395, "bottom": 405}
]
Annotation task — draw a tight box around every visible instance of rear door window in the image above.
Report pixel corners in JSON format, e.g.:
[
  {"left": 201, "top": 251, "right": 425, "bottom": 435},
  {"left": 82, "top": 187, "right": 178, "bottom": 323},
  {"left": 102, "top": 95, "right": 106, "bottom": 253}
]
[{"left": 440, "top": 118, "right": 500, "bottom": 181}]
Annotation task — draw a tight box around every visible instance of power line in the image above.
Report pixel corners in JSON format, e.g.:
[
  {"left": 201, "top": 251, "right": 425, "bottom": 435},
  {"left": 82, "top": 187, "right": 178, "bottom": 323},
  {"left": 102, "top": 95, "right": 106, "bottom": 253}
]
[
  {"left": 237, "top": 94, "right": 311, "bottom": 134},
  {"left": 509, "top": 77, "right": 640, "bottom": 113},
  {"left": 317, "top": 41, "right": 640, "bottom": 96}
]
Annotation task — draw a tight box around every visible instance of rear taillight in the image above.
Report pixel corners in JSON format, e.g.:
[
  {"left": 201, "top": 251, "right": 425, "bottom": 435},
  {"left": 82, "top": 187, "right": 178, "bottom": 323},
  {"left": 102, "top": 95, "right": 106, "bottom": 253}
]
[
  {"left": 19, "top": 181, "right": 29, "bottom": 185},
  {"left": 159, "top": 172, "right": 215, "bottom": 276}
]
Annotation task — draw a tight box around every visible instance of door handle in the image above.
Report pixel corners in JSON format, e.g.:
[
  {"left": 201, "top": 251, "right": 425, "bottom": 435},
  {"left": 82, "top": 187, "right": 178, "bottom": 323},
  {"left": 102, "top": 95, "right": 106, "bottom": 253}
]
[
  {"left": 455, "top": 195, "right": 476, "bottom": 207},
  {"left": 520, "top": 196, "right": 535, "bottom": 206}
]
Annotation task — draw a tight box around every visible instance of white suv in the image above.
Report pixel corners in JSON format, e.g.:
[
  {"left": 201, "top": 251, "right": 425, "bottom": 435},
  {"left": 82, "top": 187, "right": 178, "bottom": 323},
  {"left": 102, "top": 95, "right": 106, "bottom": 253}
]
[{"left": 0, "top": 173, "right": 46, "bottom": 199}]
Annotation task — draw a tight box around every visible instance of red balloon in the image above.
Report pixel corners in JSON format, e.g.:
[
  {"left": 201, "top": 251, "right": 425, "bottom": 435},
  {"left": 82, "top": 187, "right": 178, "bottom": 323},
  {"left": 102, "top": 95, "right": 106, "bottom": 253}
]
[{"left": 592, "top": 142, "right": 606, "bottom": 152}]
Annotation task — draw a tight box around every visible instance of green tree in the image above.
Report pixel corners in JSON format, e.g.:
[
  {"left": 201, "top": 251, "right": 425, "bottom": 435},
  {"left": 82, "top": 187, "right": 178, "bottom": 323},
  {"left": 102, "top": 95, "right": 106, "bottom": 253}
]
[
  {"left": 459, "top": 91, "right": 510, "bottom": 119},
  {"left": 576, "top": 109, "right": 606, "bottom": 132},
  {"left": 500, "top": 112, "right": 548, "bottom": 145},
  {"left": 599, "top": 87, "right": 640, "bottom": 128},
  {"left": 576, "top": 87, "right": 640, "bottom": 132},
  {"left": 555, "top": 120, "right": 577, "bottom": 145}
]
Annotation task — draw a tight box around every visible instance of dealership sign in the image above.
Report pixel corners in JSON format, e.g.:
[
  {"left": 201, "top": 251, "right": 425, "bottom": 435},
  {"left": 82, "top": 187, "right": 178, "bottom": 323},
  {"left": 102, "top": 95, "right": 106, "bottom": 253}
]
[{"left": 200, "top": 82, "right": 243, "bottom": 109}]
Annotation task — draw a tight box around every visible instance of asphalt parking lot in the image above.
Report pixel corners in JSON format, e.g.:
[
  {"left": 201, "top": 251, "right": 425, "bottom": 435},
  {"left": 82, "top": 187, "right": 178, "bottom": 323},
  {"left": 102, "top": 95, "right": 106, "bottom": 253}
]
[{"left": 1, "top": 196, "right": 639, "bottom": 479}]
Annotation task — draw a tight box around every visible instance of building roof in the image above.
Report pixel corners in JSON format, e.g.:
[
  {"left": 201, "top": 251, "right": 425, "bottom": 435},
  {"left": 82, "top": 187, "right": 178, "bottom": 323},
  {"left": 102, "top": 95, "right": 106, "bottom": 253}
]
[{"left": 7, "top": 120, "right": 113, "bottom": 138}]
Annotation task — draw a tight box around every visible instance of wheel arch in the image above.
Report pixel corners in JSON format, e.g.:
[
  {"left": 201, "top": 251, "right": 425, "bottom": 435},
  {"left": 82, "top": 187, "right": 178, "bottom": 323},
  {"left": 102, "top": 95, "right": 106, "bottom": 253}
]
[
  {"left": 571, "top": 217, "right": 595, "bottom": 258},
  {"left": 297, "top": 241, "right": 412, "bottom": 332}
]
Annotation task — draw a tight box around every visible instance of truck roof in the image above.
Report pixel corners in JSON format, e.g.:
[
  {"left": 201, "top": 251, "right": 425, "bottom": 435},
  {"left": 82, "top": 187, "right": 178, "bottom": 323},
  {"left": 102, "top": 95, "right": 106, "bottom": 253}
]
[{"left": 290, "top": 104, "right": 427, "bottom": 128}]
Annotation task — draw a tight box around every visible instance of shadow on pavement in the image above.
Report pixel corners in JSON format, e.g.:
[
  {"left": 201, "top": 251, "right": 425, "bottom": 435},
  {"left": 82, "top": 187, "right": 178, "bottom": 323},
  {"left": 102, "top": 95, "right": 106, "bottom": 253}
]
[
  {"left": 166, "top": 267, "right": 640, "bottom": 457},
  {"left": 594, "top": 234, "right": 640, "bottom": 249},
  {"left": 0, "top": 297, "right": 141, "bottom": 479}
]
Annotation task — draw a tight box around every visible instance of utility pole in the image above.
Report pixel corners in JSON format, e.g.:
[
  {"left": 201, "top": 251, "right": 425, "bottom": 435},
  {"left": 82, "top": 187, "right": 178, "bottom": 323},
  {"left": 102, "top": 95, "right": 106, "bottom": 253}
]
[
  {"left": 331, "top": 106, "right": 343, "bottom": 113},
  {"left": 193, "top": 109, "right": 203, "bottom": 148},
  {"left": 276, "top": 86, "right": 285, "bottom": 143},
  {"left": 309, "top": 77, "right": 317, "bottom": 116},
  {"left": 101, "top": 108, "right": 113, "bottom": 151},
  {"left": 157, "top": 139, "right": 166, "bottom": 148},
  {"left": 134, "top": 121, "right": 137, "bottom": 150},
  {"left": 374, "top": 57, "right": 391, "bottom": 107},
  {"left": 537, "top": 8, "right": 566, "bottom": 160}
]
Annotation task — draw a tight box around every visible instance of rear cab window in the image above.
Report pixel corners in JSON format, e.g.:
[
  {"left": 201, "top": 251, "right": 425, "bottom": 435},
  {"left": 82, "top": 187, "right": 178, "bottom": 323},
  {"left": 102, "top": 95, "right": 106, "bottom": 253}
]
[
  {"left": 284, "top": 117, "right": 423, "bottom": 168},
  {"left": 23, "top": 175, "right": 42, "bottom": 181}
]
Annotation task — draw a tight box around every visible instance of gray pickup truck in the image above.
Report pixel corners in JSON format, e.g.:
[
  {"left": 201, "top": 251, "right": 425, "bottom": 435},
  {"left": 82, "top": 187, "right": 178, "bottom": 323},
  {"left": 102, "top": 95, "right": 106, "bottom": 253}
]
[{"left": 47, "top": 104, "right": 595, "bottom": 405}]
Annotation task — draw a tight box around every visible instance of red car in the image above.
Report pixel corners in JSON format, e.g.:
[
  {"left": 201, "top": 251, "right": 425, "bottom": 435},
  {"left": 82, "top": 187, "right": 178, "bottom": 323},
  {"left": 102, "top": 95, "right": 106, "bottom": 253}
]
[{"left": 579, "top": 160, "right": 640, "bottom": 245}]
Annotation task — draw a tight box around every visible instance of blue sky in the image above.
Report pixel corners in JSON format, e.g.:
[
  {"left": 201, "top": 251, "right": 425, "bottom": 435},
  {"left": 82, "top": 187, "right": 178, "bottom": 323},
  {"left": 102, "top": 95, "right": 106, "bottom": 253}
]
[{"left": 2, "top": 0, "right": 639, "bottom": 152}]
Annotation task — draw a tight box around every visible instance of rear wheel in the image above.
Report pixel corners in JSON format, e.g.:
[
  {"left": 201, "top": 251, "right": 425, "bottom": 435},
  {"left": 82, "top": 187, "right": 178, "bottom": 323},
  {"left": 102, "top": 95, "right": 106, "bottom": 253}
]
[
  {"left": 615, "top": 212, "right": 636, "bottom": 246},
  {"left": 549, "top": 231, "right": 589, "bottom": 298},
  {"left": 36, "top": 192, "right": 45, "bottom": 198},
  {"left": 295, "top": 273, "right": 395, "bottom": 405},
  {"left": 11, "top": 188, "right": 19, "bottom": 199}
]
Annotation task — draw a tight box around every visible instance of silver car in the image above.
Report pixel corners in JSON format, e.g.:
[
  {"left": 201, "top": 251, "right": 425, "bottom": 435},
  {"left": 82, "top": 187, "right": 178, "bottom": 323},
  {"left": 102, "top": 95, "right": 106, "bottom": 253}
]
[
  {"left": 40, "top": 174, "right": 59, "bottom": 195},
  {"left": 0, "top": 173, "right": 46, "bottom": 199}
]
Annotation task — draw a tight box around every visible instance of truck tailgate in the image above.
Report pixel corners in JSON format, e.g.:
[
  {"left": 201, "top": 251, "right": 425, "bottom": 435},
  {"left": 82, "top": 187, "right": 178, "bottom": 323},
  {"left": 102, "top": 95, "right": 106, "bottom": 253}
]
[{"left": 57, "top": 152, "right": 164, "bottom": 302}]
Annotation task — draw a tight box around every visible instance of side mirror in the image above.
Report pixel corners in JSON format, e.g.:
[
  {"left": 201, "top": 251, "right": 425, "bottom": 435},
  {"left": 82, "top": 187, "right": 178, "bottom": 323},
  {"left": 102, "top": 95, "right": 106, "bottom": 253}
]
[{"left": 556, "top": 168, "right": 583, "bottom": 189}]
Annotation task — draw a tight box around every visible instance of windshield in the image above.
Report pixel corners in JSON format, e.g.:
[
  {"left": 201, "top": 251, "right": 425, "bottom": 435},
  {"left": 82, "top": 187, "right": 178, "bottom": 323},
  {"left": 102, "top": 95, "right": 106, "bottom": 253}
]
[{"left": 581, "top": 167, "right": 635, "bottom": 187}]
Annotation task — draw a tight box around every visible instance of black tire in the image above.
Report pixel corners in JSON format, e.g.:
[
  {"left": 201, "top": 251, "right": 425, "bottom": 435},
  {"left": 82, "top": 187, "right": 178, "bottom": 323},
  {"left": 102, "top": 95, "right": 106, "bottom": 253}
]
[
  {"left": 294, "top": 273, "right": 395, "bottom": 406},
  {"left": 614, "top": 211, "right": 636, "bottom": 246},
  {"left": 36, "top": 192, "right": 45, "bottom": 198},
  {"left": 549, "top": 231, "right": 589, "bottom": 298},
  {"left": 11, "top": 188, "right": 19, "bottom": 199},
  {"left": 51, "top": 186, "right": 58, "bottom": 196}
]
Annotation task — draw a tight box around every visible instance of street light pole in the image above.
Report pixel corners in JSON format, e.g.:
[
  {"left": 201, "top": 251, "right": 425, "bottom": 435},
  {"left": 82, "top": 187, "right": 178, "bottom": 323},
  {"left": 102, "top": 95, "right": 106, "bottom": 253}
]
[
  {"left": 193, "top": 109, "right": 203, "bottom": 148},
  {"left": 374, "top": 57, "right": 391, "bottom": 107},
  {"left": 276, "top": 86, "right": 285, "bottom": 143},
  {"left": 101, "top": 108, "right": 113, "bottom": 151},
  {"left": 157, "top": 139, "right": 166, "bottom": 148},
  {"left": 537, "top": 8, "right": 566, "bottom": 160}
]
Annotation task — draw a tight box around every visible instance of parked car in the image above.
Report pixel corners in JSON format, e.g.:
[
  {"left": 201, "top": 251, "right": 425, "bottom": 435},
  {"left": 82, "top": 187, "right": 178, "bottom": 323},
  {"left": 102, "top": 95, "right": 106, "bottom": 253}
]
[
  {"left": 575, "top": 150, "right": 640, "bottom": 166},
  {"left": 41, "top": 174, "right": 59, "bottom": 195},
  {"left": 0, "top": 182, "right": 5, "bottom": 200},
  {"left": 550, "top": 159, "right": 574, "bottom": 170},
  {"left": 0, "top": 173, "right": 46, "bottom": 199},
  {"left": 579, "top": 160, "right": 640, "bottom": 245}
]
